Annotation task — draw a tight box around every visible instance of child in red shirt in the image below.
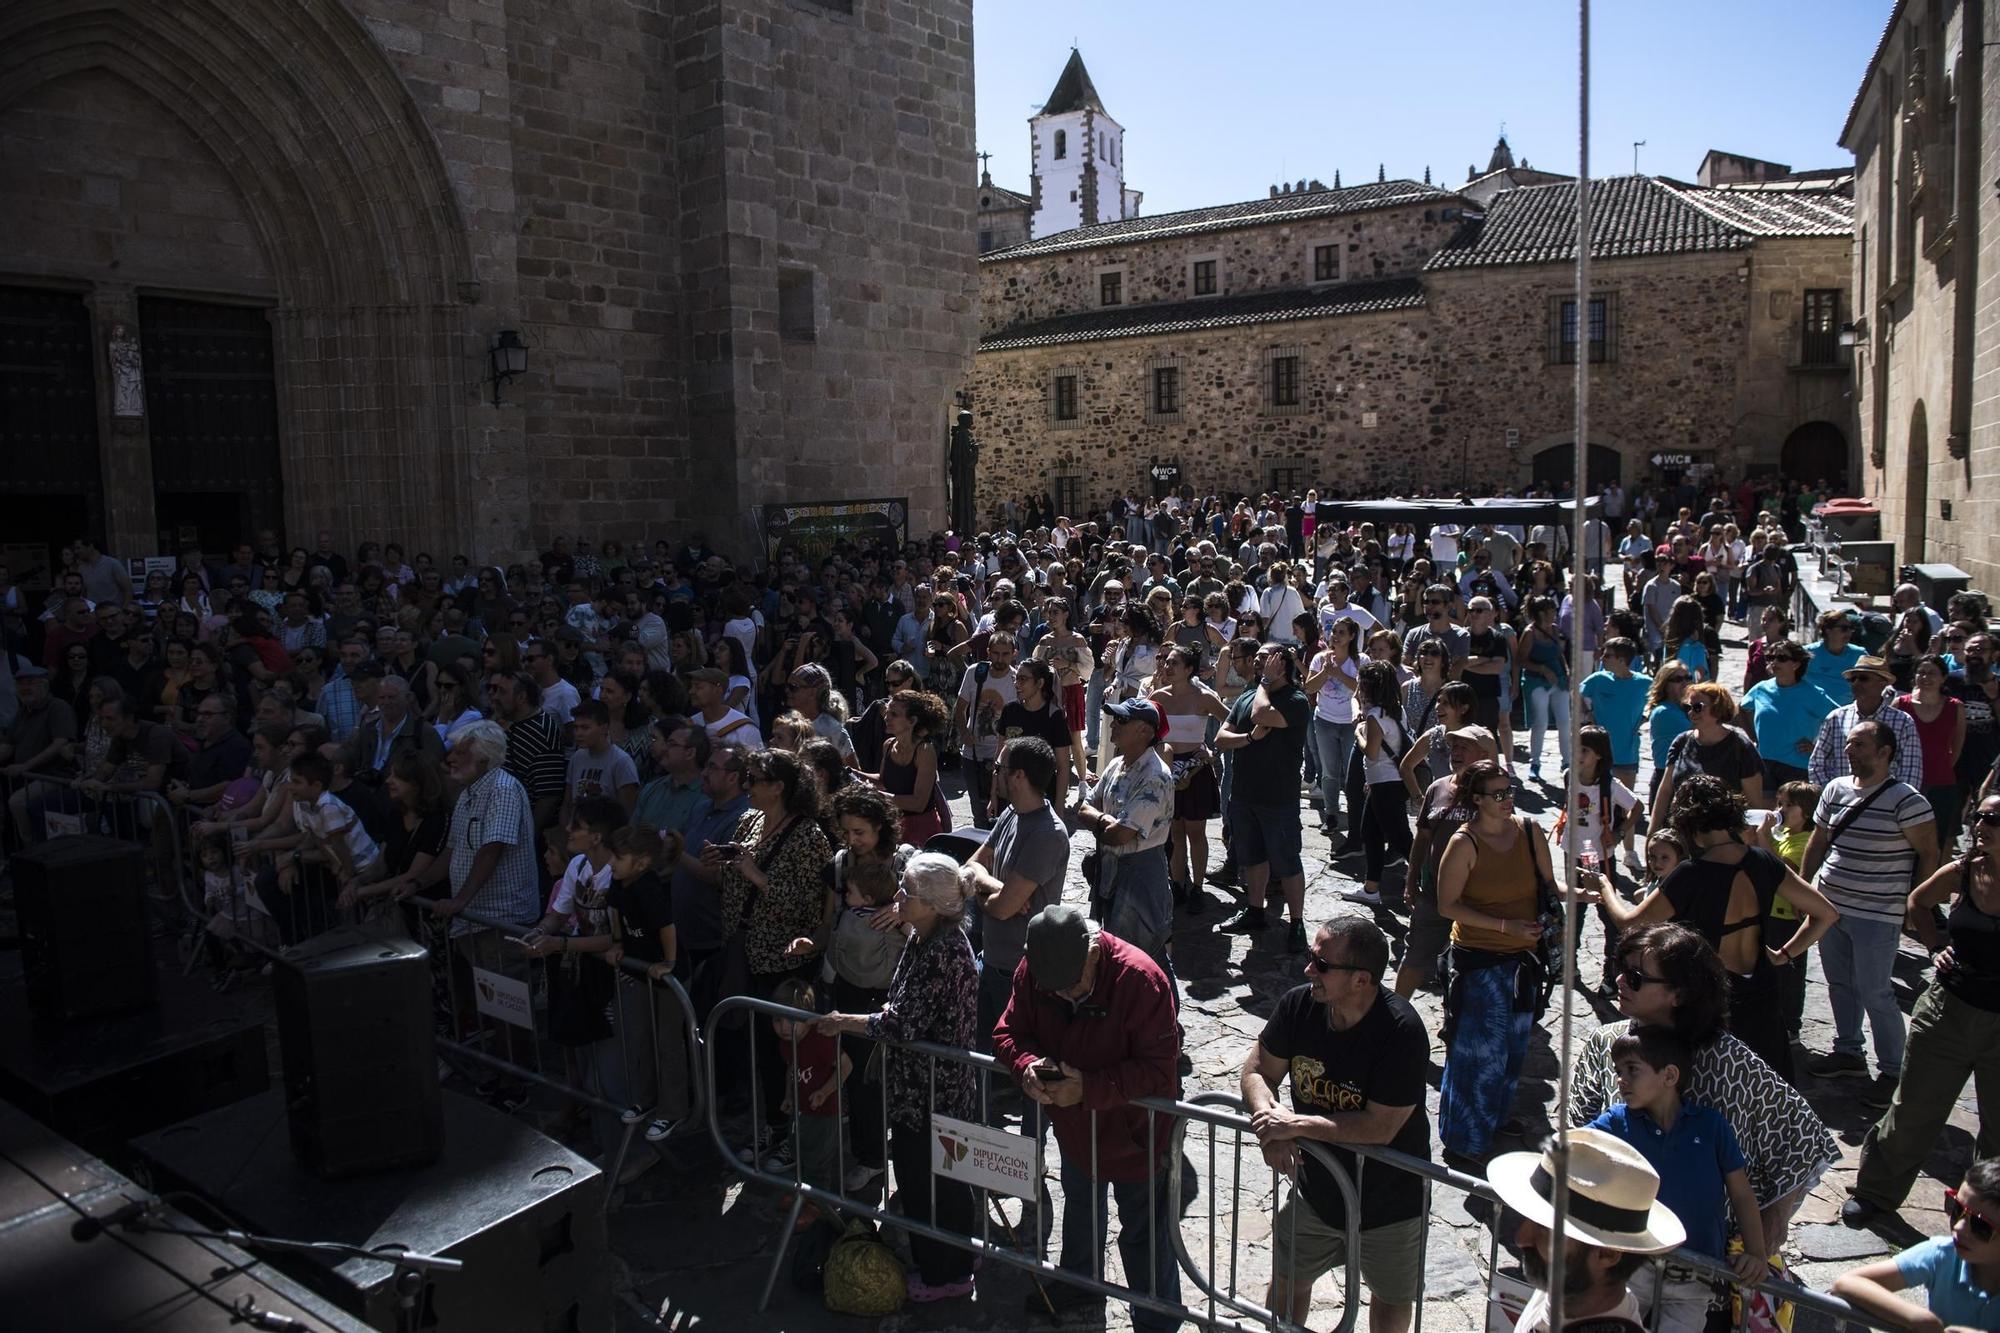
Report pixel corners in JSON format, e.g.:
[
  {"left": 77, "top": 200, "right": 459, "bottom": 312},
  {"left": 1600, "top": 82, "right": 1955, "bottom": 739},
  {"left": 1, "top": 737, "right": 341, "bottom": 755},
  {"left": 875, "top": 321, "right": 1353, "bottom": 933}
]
[{"left": 771, "top": 978, "right": 852, "bottom": 1220}]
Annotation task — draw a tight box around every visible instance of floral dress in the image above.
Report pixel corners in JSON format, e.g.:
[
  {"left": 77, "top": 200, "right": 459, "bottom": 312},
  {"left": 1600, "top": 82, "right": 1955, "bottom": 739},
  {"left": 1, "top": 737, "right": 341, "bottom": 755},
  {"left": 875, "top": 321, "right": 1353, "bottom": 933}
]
[
  {"left": 1567, "top": 1020, "right": 1835, "bottom": 1206},
  {"left": 719, "top": 811, "right": 833, "bottom": 977},
  {"left": 867, "top": 924, "right": 979, "bottom": 1132}
]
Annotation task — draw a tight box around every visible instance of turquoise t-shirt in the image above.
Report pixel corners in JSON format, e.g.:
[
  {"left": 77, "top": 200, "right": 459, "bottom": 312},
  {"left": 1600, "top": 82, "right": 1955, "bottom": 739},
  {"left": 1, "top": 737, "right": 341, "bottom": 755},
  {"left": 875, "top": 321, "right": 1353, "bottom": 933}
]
[
  {"left": 1806, "top": 639, "right": 1864, "bottom": 707},
  {"left": 1580, "top": 670, "right": 1652, "bottom": 768},
  {"left": 1893, "top": 1236, "right": 2000, "bottom": 1330},
  {"left": 1742, "top": 678, "right": 1837, "bottom": 769},
  {"left": 1649, "top": 702, "right": 1692, "bottom": 772},
  {"left": 1675, "top": 639, "right": 1711, "bottom": 682}
]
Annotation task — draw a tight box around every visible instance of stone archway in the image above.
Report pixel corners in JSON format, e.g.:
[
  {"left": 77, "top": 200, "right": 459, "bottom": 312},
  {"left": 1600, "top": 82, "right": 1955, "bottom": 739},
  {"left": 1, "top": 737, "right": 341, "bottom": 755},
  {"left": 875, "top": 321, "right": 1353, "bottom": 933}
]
[
  {"left": 1530, "top": 443, "right": 1622, "bottom": 494},
  {"left": 1904, "top": 403, "right": 1929, "bottom": 567},
  {"left": 1780, "top": 421, "right": 1850, "bottom": 493},
  {"left": 0, "top": 0, "right": 482, "bottom": 551}
]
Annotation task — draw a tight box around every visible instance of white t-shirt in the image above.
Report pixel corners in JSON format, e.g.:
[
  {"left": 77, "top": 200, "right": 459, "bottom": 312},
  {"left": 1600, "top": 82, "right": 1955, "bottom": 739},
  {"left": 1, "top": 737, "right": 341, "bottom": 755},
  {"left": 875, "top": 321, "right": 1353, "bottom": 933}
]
[
  {"left": 547, "top": 853, "right": 614, "bottom": 927},
  {"left": 1310, "top": 651, "right": 1359, "bottom": 723},
  {"left": 1362, "top": 709, "right": 1404, "bottom": 785},
  {"left": 702, "top": 708, "right": 762, "bottom": 749},
  {"left": 723, "top": 614, "right": 761, "bottom": 670},
  {"left": 540, "top": 677, "right": 581, "bottom": 726},
  {"left": 1562, "top": 777, "right": 1639, "bottom": 855}
]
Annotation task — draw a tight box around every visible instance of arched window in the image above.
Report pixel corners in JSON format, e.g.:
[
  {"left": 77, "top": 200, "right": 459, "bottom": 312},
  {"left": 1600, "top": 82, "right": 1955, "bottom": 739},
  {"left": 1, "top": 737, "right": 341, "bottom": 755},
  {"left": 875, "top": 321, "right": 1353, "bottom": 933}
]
[{"left": 1053, "top": 129, "right": 1066, "bottom": 160}]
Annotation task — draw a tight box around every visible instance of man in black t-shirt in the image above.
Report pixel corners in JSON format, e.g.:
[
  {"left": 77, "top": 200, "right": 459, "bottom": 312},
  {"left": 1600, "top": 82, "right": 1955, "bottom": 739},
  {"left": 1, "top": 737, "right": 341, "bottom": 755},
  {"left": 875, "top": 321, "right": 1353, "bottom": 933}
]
[
  {"left": 1216, "top": 643, "right": 1315, "bottom": 951},
  {"left": 1241, "top": 917, "right": 1431, "bottom": 1329}
]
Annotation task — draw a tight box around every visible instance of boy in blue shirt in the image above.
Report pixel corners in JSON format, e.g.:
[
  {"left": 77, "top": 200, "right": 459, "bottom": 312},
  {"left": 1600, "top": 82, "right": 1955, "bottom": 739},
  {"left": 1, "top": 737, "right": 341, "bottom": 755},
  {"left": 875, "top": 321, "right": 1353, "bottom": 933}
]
[
  {"left": 1834, "top": 1158, "right": 2000, "bottom": 1333},
  {"left": 1579, "top": 637, "right": 1652, "bottom": 868},
  {"left": 1591, "top": 1025, "right": 1769, "bottom": 1333}
]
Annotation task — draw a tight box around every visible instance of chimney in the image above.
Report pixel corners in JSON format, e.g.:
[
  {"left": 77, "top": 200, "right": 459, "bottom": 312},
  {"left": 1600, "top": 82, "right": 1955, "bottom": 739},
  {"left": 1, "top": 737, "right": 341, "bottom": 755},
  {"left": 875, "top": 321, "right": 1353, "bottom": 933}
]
[{"left": 1270, "top": 185, "right": 1279, "bottom": 198}]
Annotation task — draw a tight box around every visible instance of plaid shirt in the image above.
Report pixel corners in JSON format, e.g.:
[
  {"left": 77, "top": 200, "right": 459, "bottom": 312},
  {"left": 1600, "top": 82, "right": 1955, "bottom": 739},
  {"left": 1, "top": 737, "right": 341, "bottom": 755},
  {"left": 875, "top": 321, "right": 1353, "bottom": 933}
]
[
  {"left": 318, "top": 674, "right": 360, "bottom": 744},
  {"left": 1807, "top": 698, "right": 1924, "bottom": 789},
  {"left": 447, "top": 765, "right": 540, "bottom": 935}
]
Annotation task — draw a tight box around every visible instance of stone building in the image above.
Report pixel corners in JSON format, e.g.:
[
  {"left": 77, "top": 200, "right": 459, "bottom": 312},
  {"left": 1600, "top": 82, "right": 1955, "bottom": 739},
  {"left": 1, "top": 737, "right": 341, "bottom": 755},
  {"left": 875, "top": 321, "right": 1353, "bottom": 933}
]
[
  {"left": 970, "top": 165, "right": 1855, "bottom": 515},
  {"left": 0, "top": 0, "right": 977, "bottom": 569},
  {"left": 1840, "top": 0, "right": 2000, "bottom": 588},
  {"left": 978, "top": 164, "right": 1034, "bottom": 255}
]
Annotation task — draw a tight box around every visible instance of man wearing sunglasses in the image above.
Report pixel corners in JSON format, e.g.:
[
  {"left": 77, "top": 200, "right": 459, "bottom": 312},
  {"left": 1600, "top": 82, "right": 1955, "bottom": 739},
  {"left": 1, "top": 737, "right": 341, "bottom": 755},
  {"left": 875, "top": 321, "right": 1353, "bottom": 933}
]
[
  {"left": 1240, "top": 917, "right": 1430, "bottom": 1332},
  {"left": 1400, "top": 584, "right": 1468, "bottom": 681}
]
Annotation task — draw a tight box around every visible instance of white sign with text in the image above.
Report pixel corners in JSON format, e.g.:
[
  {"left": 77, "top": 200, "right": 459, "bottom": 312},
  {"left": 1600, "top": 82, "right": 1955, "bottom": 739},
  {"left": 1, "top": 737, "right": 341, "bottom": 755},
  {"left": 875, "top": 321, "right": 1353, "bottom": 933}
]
[
  {"left": 930, "top": 1113, "right": 1037, "bottom": 1200},
  {"left": 471, "top": 965, "right": 534, "bottom": 1030}
]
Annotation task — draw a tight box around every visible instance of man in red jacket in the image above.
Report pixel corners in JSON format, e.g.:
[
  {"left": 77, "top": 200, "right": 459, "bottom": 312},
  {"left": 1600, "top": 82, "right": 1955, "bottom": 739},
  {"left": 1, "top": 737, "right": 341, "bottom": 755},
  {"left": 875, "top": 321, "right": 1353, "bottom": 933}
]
[{"left": 993, "top": 904, "right": 1183, "bottom": 1328}]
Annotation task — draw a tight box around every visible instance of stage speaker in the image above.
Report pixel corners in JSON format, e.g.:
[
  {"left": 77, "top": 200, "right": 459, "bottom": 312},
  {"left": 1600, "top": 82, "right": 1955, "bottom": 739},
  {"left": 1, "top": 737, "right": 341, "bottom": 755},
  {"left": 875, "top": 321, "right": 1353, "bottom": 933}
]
[
  {"left": 12, "top": 836, "right": 154, "bottom": 1021},
  {"left": 274, "top": 925, "right": 443, "bottom": 1178}
]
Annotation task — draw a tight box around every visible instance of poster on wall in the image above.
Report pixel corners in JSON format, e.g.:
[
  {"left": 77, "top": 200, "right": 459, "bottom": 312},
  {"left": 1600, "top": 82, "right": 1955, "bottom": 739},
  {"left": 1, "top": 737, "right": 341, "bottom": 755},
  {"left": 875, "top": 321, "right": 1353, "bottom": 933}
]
[{"left": 761, "top": 498, "right": 908, "bottom": 565}]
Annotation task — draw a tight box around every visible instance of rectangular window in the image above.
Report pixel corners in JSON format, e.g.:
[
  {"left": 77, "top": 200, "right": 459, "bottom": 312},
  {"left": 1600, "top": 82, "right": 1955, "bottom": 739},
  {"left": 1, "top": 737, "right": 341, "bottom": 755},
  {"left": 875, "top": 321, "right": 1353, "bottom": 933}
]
[
  {"left": 1557, "top": 297, "right": 1607, "bottom": 364},
  {"left": 1271, "top": 355, "right": 1300, "bottom": 407},
  {"left": 1801, "top": 289, "right": 1840, "bottom": 365},
  {"left": 1152, "top": 365, "right": 1180, "bottom": 416},
  {"left": 1313, "top": 244, "right": 1339, "bottom": 282},
  {"left": 1267, "top": 462, "right": 1307, "bottom": 493},
  {"left": 1191, "top": 259, "right": 1217, "bottom": 296},
  {"left": 1100, "top": 271, "right": 1123, "bottom": 306},
  {"left": 1051, "top": 474, "right": 1084, "bottom": 518},
  {"left": 1053, "top": 374, "right": 1078, "bottom": 421},
  {"left": 778, "top": 267, "right": 816, "bottom": 342},
  {"left": 978, "top": 230, "right": 994, "bottom": 253}
]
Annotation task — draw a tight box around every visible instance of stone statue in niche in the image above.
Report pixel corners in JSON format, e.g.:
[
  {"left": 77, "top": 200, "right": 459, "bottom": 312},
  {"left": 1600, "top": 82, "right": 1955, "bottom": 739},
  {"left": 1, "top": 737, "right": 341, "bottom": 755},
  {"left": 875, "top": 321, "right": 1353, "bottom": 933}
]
[
  {"left": 108, "top": 323, "right": 144, "bottom": 419},
  {"left": 1904, "top": 47, "right": 1929, "bottom": 197}
]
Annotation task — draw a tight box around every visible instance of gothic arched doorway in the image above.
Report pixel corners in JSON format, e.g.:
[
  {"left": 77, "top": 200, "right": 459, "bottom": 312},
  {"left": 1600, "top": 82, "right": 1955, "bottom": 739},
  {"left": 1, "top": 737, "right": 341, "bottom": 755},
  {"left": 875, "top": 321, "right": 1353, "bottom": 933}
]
[
  {"left": 1531, "top": 443, "right": 1622, "bottom": 494},
  {"left": 1781, "top": 421, "right": 1850, "bottom": 493},
  {"left": 1903, "top": 404, "right": 1929, "bottom": 567}
]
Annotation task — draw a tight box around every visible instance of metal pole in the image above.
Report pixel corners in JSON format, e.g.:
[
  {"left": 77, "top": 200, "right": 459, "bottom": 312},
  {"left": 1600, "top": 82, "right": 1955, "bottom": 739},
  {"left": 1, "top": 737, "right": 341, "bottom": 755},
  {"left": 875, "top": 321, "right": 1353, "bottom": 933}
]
[{"left": 1551, "top": 0, "right": 1591, "bottom": 1327}]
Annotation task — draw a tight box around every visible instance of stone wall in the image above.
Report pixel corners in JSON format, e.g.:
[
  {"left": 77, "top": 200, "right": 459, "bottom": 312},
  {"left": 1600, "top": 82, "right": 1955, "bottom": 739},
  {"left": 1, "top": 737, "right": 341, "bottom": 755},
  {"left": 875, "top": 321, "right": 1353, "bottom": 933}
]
[
  {"left": 1848, "top": 0, "right": 2000, "bottom": 590},
  {"left": 978, "top": 199, "right": 1463, "bottom": 334},
  {"left": 0, "top": 0, "right": 974, "bottom": 563},
  {"left": 1733, "top": 236, "right": 1857, "bottom": 476},
  {"left": 973, "top": 307, "right": 1445, "bottom": 508}
]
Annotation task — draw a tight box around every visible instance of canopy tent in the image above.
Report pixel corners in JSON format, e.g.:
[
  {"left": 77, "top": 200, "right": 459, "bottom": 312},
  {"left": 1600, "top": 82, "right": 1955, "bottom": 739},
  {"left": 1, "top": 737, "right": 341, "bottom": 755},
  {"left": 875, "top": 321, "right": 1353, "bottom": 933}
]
[
  {"left": 1310, "top": 496, "right": 1603, "bottom": 525},
  {"left": 1309, "top": 495, "right": 1602, "bottom": 536}
]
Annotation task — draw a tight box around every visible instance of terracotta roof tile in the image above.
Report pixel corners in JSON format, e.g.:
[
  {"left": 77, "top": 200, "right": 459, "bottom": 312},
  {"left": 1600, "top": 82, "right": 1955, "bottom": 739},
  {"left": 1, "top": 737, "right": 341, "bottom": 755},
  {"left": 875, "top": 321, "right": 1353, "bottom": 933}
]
[
  {"left": 979, "top": 278, "right": 1426, "bottom": 351},
  {"left": 1425, "top": 176, "right": 1761, "bottom": 270},
  {"left": 984, "top": 180, "right": 1463, "bottom": 262}
]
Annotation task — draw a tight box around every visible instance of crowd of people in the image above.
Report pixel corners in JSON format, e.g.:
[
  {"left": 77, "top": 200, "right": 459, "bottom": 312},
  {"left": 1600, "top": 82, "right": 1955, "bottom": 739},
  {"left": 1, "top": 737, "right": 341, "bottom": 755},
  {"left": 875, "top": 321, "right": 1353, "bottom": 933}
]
[{"left": 0, "top": 473, "right": 1995, "bottom": 1330}]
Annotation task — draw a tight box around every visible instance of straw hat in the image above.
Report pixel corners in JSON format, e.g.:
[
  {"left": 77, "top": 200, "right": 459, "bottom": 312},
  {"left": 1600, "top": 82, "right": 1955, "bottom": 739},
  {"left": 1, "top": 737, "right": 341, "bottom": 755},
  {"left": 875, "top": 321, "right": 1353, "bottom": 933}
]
[{"left": 1485, "top": 1129, "right": 1685, "bottom": 1254}]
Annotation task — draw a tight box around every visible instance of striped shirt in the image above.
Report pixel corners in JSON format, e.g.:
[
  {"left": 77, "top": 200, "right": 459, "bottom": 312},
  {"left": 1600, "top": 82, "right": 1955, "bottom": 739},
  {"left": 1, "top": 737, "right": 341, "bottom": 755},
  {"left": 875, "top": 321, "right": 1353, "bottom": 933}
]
[
  {"left": 1813, "top": 776, "right": 1934, "bottom": 925},
  {"left": 1807, "top": 699, "right": 1924, "bottom": 789},
  {"left": 501, "top": 709, "right": 568, "bottom": 807}
]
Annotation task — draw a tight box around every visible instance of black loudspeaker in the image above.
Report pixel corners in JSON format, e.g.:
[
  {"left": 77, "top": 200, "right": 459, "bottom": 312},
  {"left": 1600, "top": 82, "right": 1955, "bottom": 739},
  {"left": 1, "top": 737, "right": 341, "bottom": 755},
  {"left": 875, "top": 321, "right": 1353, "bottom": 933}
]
[
  {"left": 11, "top": 836, "right": 154, "bottom": 1021},
  {"left": 274, "top": 925, "right": 443, "bottom": 1178}
]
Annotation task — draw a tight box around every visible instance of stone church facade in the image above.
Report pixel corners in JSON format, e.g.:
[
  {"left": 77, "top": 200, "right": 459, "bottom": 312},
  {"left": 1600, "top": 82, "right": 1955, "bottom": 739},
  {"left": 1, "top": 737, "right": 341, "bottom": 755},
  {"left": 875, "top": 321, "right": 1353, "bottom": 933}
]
[
  {"left": 969, "top": 167, "right": 1856, "bottom": 516},
  {"left": 1841, "top": 0, "right": 2000, "bottom": 589},
  {"left": 0, "top": 0, "right": 977, "bottom": 566}
]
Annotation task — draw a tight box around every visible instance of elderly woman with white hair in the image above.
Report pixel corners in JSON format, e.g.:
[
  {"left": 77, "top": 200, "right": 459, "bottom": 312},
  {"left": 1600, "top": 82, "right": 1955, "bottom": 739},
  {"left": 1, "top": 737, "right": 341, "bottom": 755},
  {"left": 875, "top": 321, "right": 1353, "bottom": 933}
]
[{"left": 817, "top": 851, "right": 980, "bottom": 1302}]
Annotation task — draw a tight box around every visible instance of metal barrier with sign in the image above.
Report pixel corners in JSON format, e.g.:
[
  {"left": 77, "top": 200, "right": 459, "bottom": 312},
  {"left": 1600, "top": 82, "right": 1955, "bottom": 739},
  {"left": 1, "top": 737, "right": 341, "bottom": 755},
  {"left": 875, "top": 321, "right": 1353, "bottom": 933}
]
[
  {"left": 704, "top": 992, "right": 1350, "bottom": 1332},
  {"left": 0, "top": 769, "right": 194, "bottom": 920}
]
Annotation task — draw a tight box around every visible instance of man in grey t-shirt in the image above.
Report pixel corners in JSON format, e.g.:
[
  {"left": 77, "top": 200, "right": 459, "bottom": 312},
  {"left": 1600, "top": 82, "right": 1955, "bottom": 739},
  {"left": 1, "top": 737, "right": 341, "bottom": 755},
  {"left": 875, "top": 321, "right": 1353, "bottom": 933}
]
[{"left": 963, "top": 736, "right": 1072, "bottom": 1045}]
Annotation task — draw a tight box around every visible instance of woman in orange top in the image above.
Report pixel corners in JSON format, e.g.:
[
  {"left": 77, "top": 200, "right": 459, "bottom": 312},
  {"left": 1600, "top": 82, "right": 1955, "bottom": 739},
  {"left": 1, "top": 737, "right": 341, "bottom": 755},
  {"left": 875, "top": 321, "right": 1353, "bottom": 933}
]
[{"left": 1435, "top": 758, "right": 1556, "bottom": 1165}]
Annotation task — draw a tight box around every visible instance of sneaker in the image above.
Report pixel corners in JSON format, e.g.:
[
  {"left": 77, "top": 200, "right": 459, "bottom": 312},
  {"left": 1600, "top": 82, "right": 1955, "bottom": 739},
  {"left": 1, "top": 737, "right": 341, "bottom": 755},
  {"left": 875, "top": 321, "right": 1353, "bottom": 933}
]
[
  {"left": 1806, "top": 1051, "right": 1869, "bottom": 1080},
  {"left": 1287, "top": 920, "right": 1308, "bottom": 953},
  {"left": 1858, "top": 1073, "right": 1898, "bottom": 1110},
  {"left": 1025, "top": 1283, "right": 1106, "bottom": 1318},
  {"left": 1221, "top": 907, "right": 1268, "bottom": 933},
  {"left": 1185, "top": 887, "right": 1208, "bottom": 915},
  {"left": 1341, "top": 887, "right": 1384, "bottom": 907},
  {"left": 735, "top": 1126, "right": 777, "bottom": 1166},
  {"left": 843, "top": 1161, "right": 885, "bottom": 1191},
  {"left": 643, "top": 1117, "right": 676, "bottom": 1143},
  {"left": 1840, "top": 1196, "right": 1885, "bottom": 1228},
  {"left": 906, "top": 1275, "right": 975, "bottom": 1303},
  {"left": 761, "top": 1138, "right": 797, "bottom": 1173}
]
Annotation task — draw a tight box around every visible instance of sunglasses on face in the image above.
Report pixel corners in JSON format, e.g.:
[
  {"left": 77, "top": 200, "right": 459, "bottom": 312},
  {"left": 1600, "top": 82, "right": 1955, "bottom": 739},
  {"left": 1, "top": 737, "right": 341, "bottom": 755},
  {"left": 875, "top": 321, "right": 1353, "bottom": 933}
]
[
  {"left": 1620, "top": 965, "right": 1671, "bottom": 989},
  {"left": 1972, "top": 810, "right": 2000, "bottom": 828},
  {"left": 1307, "top": 953, "right": 1371, "bottom": 976},
  {"left": 1946, "top": 1188, "right": 1997, "bottom": 1243},
  {"left": 1687, "top": 699, "right": 1708, "bottom": 715},
  {"left": 1476, "top": 784, "right": 1518, "bottom": 803}
]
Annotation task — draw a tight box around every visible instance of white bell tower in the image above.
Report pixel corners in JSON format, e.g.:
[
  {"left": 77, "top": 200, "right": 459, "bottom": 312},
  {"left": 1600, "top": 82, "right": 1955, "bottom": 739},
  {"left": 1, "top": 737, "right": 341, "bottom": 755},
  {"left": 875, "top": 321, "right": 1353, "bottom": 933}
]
[{"left": 1029, "top": 50, "right": 1139, "bottom": 237}]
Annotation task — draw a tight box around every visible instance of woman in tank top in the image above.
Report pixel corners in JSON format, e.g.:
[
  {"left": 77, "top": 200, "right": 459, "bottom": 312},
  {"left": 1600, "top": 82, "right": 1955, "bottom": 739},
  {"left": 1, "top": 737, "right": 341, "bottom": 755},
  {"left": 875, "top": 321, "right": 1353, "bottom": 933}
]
[
  {"left": 1598, "top": 773, "right": 1839, "bottom": 1080},
  {"left": 1435, "top": 758, "right": 1556, "bottom": 1163},
  {"left": 1031, "top": 596, "right": 1094, "bottom": 792},
  {"left": 1148, "top": 644, "right": 1233, "bottom": 914},
  {"left": 1851, "top": 792, "right": 2000, "bottom": 1218},
  {"left": 1346, "top": 660, "right": 1413, "bottom": 909}
]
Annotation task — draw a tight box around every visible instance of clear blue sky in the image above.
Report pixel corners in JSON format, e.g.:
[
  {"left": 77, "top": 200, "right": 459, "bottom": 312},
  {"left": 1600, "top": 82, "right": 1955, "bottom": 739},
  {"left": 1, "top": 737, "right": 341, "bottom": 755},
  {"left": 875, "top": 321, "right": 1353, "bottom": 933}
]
[{"left": 973, "top": 0, "right": 1889, "bottom": 215}]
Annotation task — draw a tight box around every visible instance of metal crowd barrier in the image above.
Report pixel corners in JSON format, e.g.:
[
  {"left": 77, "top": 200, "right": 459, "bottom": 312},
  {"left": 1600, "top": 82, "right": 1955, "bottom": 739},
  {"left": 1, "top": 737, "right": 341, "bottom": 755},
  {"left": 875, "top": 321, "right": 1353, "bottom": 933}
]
[
  {"left": 705, "top": 991, "right": 1353, "bottom": 1332},
  {"left": 702, "top": 992, "right": 1902, "bottom": 1333},
  {"left": 0, "top": 768, "right": 194, "bottom": 921},
  {"left": 426, "top": 906, "right": 706, "bottom": 1214}
]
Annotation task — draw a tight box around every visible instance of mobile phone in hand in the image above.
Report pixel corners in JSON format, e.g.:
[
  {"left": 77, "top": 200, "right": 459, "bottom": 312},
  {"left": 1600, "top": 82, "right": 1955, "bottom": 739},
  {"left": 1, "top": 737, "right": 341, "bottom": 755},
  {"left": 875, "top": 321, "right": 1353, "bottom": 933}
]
[{"left": 1036, "top": 1061, "right": 1068, "bottom": 1083}]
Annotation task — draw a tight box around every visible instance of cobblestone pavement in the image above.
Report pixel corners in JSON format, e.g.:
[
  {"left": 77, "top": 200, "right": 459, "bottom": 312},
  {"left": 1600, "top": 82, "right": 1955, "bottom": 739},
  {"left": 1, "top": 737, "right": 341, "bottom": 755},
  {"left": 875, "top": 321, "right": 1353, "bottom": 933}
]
[{"left": 604, "top": 621, "right": 1981, "bottom": 1332}]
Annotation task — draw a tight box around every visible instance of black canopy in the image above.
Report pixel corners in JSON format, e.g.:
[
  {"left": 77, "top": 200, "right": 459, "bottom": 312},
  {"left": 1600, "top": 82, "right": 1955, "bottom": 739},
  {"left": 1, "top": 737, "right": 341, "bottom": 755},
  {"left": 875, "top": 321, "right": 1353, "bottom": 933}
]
[{"left": 1311, "top": 496, "right": 1601, "bottom": 532}]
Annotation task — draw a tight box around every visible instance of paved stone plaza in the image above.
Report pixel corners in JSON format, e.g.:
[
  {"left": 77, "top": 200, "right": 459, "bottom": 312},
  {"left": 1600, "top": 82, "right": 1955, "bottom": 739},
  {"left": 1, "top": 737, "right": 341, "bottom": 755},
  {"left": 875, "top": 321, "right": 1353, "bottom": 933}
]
[{"left": 600, "top": 619, "right": 1982, "bottom": 1332}]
